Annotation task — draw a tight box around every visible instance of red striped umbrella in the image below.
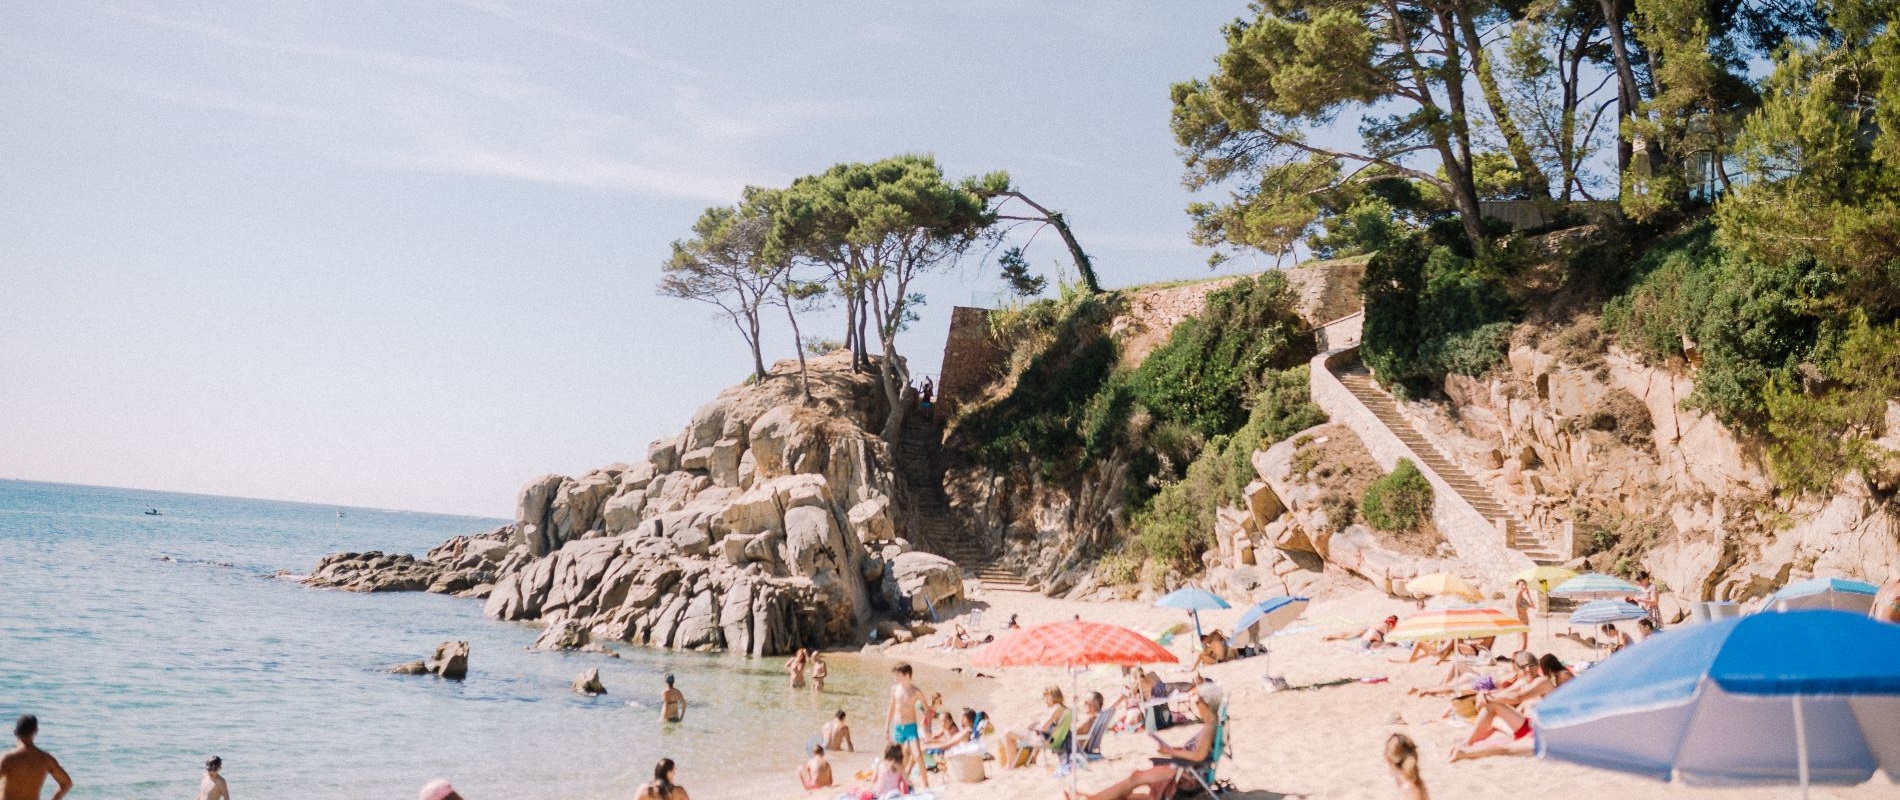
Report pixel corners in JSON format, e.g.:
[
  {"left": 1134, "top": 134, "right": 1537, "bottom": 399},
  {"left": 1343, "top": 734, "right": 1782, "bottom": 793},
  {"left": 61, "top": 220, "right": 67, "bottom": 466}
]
[
  {"left": 1387, "top": 607, "right": 1530, "bottom": 642},
  {"left": 972, "top": 618, "right": 1179, "bottom": 668}
]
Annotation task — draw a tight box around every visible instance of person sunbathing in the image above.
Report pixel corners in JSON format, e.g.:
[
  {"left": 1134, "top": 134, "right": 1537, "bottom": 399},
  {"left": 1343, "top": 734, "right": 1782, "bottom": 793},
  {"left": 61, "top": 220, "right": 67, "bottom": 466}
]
[
  {"left": 1196, "top": 632, "right": 1235, "bottom": 666},
  {"left": 1457, "top": 654, "right": 1570, "bottom": 751},
  {"left": 1412, "top": 651, "right": 1534, "bottom": 698},
  {"left": 1063, "top": 683, "right": 1223, "bottom": 800},
  {"left": 1327, "top": 616, "right": 1399, "bottom": 649},
  {"left": 999, "top": 686, "right": 1069, "bottom": 768}
]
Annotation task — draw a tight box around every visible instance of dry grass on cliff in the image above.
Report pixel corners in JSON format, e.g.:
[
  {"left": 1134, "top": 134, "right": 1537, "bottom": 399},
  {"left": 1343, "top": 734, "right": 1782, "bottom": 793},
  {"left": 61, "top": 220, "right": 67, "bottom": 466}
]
[{"left": 1291, "top": 428, "right": 1443, "bottom": 556}]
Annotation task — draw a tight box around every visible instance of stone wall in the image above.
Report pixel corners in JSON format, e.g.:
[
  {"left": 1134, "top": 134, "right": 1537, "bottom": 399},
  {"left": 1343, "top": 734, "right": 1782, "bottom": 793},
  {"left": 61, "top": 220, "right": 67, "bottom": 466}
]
[{"left": 936, "top": 306, "right": 1008, "bottom": 419}]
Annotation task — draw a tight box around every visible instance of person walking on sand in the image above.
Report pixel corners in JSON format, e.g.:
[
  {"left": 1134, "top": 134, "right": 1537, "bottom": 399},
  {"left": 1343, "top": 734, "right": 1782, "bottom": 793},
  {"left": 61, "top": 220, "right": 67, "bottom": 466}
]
[
  {"left": 809, "top": 652, "right": 828, "bottom": 692},
  {"left": 636, "top": 758, "right": 688, "bottom": 800},
  {"left": 823, "top": 710, "right": 854, "bottom": 752},
  {"left": 786, "top": 648, "right": 809, "bottom": 690},
  {"left": 884, "top": 662, "right": 928, "bottom": 788},
  {"left": 1386, "top": 733, "right": 1428, "bottom": 800},
  {"left": 797, "top": 745, "right": 832, "bottom": 789},
  {"left": 197, "top": 757, "right": 228, "bottom": 800},
  {"left": 660, "top": 674, "right": 687, "bottom": 723},
  {"left": 0, "top": 715, "right": 72, "bottom": 800}
]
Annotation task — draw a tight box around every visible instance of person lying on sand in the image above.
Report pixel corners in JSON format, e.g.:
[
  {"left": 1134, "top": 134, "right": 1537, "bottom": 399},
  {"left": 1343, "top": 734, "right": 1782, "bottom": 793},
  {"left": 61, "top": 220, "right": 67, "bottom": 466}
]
[
  {"left": 1410, "top": 651, "right": 1533, "bottom": 699},
  {"left": 1326, "top": 616, "right": 1399, "bottom": 649},
  {"left": 1062, "top": 683, "right": 1222, "bottom": 800},
  {"left": 798, "top": 745, "right": 832, "bottom": 789}
]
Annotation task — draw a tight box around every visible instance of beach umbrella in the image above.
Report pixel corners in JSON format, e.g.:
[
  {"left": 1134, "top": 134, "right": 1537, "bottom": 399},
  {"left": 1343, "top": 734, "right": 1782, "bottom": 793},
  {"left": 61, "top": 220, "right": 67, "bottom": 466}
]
[
  {"left": 1764, "top": 578, "right": 1879, "bottom": 614},
  {"left": 1512, "top": 565, "right": 1578, "bottom": 592},
  {"left": 1404, "top": 572, "right": 1484, "bottom": 601},
  {"left": 1155, "top": 587, "right": 1231, "bottom": 639},
  {"left": 972, "top": 619, "right": 1178, "bottom": 793},
  {"left": 1568, "top": 600, "right": 1650, "bottom": 626},
  {"left": 1387, "top": 607, "right": 1530, "bottom": 643},
  {"left": 1228, "top": 596, "right": 1308, "bottom": 683},
  {"left": 1535, "top": 610, "right": 1900, "bottom": 798},
  {"left": 1551, "top": 573, "right": 1641, "bottom": 600}
]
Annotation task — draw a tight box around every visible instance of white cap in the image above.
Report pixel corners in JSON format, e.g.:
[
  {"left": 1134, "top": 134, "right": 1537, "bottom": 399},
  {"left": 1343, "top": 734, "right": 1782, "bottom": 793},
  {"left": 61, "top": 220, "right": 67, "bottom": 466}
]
[{"left": 420, "top": 779, "right": 457, "bottom": 800}]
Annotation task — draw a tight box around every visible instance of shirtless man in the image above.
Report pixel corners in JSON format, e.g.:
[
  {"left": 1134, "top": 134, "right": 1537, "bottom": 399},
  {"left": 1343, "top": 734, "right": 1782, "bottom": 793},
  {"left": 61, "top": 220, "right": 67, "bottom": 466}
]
[
  {"left": 884, "top": 663, "right": 928, "bottom": 789},
  {"left": 660, "top": 674, "right": 687, "bottom": 723},
  {"left": 0, "top": 715, "right": 72, "bottom": 800},
  {"left": 822, "top": 709, "right": 854, "bottom": 752},
  {"left": 197, "top": 757, "right": 229, "bottom": 800},
  {"left": 797, "top": 745, "right": 832, "bottom": 789},
  {"left": 1873, "top": 575, "right": 1900, "bottom": 624}
]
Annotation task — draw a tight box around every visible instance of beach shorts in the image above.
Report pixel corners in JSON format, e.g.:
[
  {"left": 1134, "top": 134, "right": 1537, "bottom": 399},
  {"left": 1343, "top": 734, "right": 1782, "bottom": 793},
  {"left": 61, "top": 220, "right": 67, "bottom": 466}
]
[{"left": 893, "top": 722, "right": 920, "bottom": 744}]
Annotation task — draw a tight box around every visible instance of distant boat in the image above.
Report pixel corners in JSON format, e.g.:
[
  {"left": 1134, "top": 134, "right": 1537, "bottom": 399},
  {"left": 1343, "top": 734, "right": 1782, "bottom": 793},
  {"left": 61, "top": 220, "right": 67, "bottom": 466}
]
[
  {"left": 336, "top": 511, "right": 346, "bottom": 518},
  {"left": 144, "top": 509, "right": 161, "bottom": 516}
]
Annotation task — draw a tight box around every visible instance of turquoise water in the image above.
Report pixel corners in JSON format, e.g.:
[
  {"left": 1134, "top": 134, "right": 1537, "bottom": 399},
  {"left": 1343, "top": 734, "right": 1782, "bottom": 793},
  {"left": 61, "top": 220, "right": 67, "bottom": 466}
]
[{"left": 0, "top": 480, "right": 953, "bottom": 799}]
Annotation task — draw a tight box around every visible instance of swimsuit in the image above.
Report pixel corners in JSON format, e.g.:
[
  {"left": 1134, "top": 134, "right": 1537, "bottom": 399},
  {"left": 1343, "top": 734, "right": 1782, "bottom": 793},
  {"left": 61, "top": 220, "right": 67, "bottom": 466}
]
[
  {"left": 1513, "top": 720, "right": 1534, "bottom": 740},
  {"left": 893, "top": 722, "right": 920, "bottom": 744}
]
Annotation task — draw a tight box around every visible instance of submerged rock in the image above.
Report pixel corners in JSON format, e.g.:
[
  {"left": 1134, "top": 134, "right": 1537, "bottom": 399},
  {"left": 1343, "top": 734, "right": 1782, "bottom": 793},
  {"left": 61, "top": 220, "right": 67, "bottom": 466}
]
[
  {"left": 572, "top": 667, "right": 606, "bottom": 695},
  {"left": 427, "top": 640, "right": 469, "bottom": 680}
]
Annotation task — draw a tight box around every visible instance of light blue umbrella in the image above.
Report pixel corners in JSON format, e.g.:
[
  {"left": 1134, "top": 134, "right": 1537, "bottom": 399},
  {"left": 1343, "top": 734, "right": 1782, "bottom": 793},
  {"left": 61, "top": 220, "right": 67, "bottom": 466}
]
[
  {"left": 1568, "top": 600, "right": 1649, "bottom": 626},
  {"left": 1229, "top": 596, "right": 1307, "bottom": 681},
  {"left": 1550, "top": 572, "right": 1641, "bottom": 600},
  {"left": 1155, "top": 587, "right": 1230, "bottom": 639},
  {"left": 1535, "top": 610, "right": 1900, "bottom": 798},
  {"left": 1765, "top": 578, "right": 1879, "bottom": 614}
]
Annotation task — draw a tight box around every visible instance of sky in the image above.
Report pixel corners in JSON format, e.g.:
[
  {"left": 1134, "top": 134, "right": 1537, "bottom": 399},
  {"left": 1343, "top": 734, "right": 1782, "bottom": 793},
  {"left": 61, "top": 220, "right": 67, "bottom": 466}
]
[{"left": 0, "top": 1, "right": 1277, "bottom": 517}]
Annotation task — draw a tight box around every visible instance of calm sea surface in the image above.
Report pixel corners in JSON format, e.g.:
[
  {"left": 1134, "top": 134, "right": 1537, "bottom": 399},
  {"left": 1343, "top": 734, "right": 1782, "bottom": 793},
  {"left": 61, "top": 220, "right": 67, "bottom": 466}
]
[{"left": 0, "top": 480, "right": 969, "bottom": 799}]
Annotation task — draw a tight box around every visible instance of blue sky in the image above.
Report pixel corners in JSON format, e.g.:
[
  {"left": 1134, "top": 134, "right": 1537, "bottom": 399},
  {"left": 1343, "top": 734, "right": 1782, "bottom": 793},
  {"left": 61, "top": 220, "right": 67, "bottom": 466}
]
[{"left": 0, "top": 1, "right": 1276, "bottom": 516}]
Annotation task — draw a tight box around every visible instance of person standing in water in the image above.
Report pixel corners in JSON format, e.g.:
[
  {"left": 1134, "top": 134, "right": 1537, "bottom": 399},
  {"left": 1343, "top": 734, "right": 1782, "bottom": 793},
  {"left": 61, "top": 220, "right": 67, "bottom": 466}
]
[
  {"left": 0, "top": 715, "right": 72, "bottom": 800},
  {"left": 786, "top": 648, "right": 809, "bottom": 689},
  {"left": 636, "top": 758, "right": 688, "bottom": 800},
  {"left": 809, "top": 652, "right": 828, "bottom": 692},
  {"left": 196, "top": 757, "right": 228, "bottom": 800},
  {"left": 660, "top": 674, "right": 687, "bottom": 723},
  {"left": 884, "top": 663, "right": 928, "bottom": 789}
]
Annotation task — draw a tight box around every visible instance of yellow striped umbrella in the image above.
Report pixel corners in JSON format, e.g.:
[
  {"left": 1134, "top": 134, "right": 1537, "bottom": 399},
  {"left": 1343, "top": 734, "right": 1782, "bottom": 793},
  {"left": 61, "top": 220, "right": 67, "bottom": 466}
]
[
  {"left": 1405, "top": 572, "right": 1485, "bottom": 601},
  {"left": 1512, "top": 565, "right": 1578, "bottom": 592},
  {"left": 1387, "top": 607, "right": 1531, "bottom": 642}
]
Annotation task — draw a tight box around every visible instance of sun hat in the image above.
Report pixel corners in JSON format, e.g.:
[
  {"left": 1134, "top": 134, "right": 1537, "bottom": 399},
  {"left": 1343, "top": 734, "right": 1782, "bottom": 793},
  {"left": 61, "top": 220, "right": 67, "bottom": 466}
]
[{"left": 420, "top": 779, "right": 456, "bottom": 800}]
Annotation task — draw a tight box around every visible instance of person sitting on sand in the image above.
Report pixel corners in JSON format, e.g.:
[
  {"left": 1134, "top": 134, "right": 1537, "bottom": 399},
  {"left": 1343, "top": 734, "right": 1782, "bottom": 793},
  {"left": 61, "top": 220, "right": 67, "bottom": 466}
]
[
  {"left": 1063, "top": 683, "right": 1222, "bottom": 800},
  {"left": 798, "top": 745, "right": 832, "bottom": 789},
  {"left": 1000, "top": 686, "right": 1069, "bottom": 767},
  {"left": 1458, "top": 654, "right": 1570, "bottom": 751},
  {"left": 1196, "top": 632, "right": 1235, "bottom": 666},
  {"left": 872, "top": 745, "right": 909, "bottom": 797},
  {"left": 924, "top": 709, "right": 974, "bottom": 754},
  {"left": 786, "top": 649, "right": 809, "bottom": 690},
  {"left": 1636, "top": 617, "right": 1658, "bottom": 640},
  {"left": 197, "top": 756, "right": 228, "bottom": 800},
  {"left": 1, "top": 715, "right": 73, "bottom": 800},
  {"left": 418, "top": 778, "right": 463, "bottom": 800},
  {"left": 810, "top": 653, "right": 829, "bottom": 692},
  {"left": 1598, "top": 623, "right": 1633, "bottom": 657},
  {"left": 948, "top": 622, "right": 975, "bottom": 649},
  {"left": 636, "top": 758, "right": 688, "bottom": 800},
  {"left": 661, "top": 674, "right": 687, "bottom": 723},
  {"left": 1327, "top": 615, "right": 1399, "bottom": 649},
  {"left": 1387, "top": 733, "right": 1429, "bottom": 800},
  {"left": 824, "top": 709, "right": 855, "bottom": 752}
]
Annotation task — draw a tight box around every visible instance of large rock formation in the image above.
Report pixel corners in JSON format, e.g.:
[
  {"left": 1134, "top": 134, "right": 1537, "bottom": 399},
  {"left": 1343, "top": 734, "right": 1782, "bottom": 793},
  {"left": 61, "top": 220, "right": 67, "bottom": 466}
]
[{"left": 307, "top": 352, "right": 964, "bottom": 655}]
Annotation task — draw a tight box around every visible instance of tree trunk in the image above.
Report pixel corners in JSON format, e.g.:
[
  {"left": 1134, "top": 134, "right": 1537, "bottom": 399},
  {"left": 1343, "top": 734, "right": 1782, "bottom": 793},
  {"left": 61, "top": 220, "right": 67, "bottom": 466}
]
[
  {"left": 1458, "top": 6, "right": 1550, "bottom": 199},
  {"left": 748, "top": 316, "right": 767, "bottom": 381},
  {"left": 780, "top": 289, "right": 811, "bottom": 402},
  {"left": 995, "top": 192, "right": 1102, "bottom": 294},
  {"left": 1599, "top": 0, "right": 1642, "bottom": 184}
]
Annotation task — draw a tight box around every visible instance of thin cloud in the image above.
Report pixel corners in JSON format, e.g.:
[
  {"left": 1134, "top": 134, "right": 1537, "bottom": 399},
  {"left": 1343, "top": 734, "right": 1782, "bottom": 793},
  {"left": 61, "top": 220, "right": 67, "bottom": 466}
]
[{"left": 441, "top": 0, "right": 707, "bottom": 80}]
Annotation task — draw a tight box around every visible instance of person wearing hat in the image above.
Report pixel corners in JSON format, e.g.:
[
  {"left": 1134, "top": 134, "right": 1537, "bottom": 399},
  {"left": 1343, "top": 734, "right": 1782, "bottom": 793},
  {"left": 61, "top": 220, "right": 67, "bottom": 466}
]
[
  {"left": 196, "top": 756, "right": 228, "bottom": 800},
  {"left": 419, "top": 778, "right": 463, "bottom": 800}
]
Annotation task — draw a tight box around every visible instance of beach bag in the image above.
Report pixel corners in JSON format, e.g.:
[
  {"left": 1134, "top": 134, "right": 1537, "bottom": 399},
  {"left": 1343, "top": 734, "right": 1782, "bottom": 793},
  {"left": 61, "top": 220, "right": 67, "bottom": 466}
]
[
  {"left": 1449, "top": 693, "right": 1479, "bottom": 720},
  {"left": 946, "top": 752, "right": 986, "bottom": 784}
]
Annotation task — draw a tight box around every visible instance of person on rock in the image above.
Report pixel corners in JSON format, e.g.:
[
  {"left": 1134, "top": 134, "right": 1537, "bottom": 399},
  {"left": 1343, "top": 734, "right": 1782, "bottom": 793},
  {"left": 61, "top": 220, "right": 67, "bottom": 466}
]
[
  {"left": 660, "top": 674, "right": 687, "bottom": 723},
  {"left": 884, "top": 663, "right": 929, "bottom": 788},
  {"left": 197, "top": 756, "right": 228, "bottom": 800},
  {"left": 0, "top": 715, "right": 73, "bottom": 800}
]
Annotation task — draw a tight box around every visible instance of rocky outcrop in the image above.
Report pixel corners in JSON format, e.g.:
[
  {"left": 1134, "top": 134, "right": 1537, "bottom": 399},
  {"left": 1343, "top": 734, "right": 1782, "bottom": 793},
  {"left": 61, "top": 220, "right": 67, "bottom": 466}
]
[
  {"left": 393, "top": 640, "right": 470, "bottom": 679},
  {"left": 572, "top": 668, "right": 606, "bottom": 695},
  {"left": 308, "top": 352, "right": 960, "bottom": 656}
]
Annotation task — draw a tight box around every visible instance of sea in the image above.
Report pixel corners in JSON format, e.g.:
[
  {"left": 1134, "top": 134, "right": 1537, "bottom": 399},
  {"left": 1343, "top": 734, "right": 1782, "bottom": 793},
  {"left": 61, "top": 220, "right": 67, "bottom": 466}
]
[{"left": 0, "top": 480, "right": 970, "bottom": 799}]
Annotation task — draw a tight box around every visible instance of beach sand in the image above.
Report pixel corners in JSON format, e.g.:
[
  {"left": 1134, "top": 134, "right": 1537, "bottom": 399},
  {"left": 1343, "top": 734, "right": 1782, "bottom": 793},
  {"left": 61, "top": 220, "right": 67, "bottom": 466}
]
[{"left": 776, "top": 585, "right": 1898, "bottom": 800}]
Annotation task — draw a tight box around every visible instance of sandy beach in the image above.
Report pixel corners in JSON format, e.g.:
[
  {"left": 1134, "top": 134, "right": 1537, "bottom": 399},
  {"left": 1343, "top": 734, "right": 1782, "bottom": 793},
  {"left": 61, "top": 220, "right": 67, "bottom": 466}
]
[{"left": 777, "top": 585, "right": 1899, "bottom": 800}]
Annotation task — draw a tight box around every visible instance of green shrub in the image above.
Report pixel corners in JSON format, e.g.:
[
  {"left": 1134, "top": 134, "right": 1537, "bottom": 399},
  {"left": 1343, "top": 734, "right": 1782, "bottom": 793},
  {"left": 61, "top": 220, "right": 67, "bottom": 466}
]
[
  {"left": 1361, "top": 458, "right": 1434, "bottom": 532},
  {"left": 958, "top": 295, "right": 1120, "bottom": 477},
  {"left": 1096, "top": 551, "right": 1141, "bottom": 586},
  {"left": 1361, "top": 231, "right": 1515, "bottom": 396},
  {"left": 1430, "top": 321, "right": 1514, "bottom": 377},
  {"left": 1128, "top": 273, "right": 1312, "bottom": 437}
]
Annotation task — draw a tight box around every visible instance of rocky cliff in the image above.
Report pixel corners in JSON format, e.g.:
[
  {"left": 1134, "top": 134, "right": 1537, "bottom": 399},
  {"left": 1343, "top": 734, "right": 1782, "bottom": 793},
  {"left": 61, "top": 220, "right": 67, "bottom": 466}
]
[{"left": 307, "top": 352, "right": 964, "bottom": 656}]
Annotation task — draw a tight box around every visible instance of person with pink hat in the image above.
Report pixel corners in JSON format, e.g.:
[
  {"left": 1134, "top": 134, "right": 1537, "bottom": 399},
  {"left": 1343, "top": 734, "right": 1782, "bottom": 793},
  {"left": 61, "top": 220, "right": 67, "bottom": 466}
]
[{"left": 419, "top": 778, "right": 463, "bottom": 800}]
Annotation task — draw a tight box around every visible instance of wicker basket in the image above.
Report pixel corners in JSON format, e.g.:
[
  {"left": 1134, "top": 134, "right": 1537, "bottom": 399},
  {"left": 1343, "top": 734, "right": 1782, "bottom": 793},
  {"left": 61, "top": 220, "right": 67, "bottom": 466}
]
[{"left": 946, "top": 753, "right": 986, "bottom": 784}]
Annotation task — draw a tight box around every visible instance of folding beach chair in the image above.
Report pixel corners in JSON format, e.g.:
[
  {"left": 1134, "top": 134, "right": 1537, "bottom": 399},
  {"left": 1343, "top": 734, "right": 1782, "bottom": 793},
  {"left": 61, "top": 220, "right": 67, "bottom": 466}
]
[
  {"left": 1011, "top": 708, "right": 1074, "bottom": 768},
  {"left": 1159, "top": 703, "right": 1230, "bottom": 799}
]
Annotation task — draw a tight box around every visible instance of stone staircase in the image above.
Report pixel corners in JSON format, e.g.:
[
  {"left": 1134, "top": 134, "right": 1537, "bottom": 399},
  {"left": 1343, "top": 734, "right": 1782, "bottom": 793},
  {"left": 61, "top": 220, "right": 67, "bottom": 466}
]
[
  {"left": 1333, "top": 362, "right": 1566, "bottom": 566},
  {"left": 896, "top": 412, "right": 1033, "bottom": 591}
]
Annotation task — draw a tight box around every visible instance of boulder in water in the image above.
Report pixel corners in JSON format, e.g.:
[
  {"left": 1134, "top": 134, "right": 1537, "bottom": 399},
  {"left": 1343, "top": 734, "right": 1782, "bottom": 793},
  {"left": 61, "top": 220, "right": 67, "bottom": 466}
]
[
  {"left": 427, "top": 640, "right": 469, "bottom": 680},
  {"left": 572, "top": 667, "right": 607, "bottom": 695}
]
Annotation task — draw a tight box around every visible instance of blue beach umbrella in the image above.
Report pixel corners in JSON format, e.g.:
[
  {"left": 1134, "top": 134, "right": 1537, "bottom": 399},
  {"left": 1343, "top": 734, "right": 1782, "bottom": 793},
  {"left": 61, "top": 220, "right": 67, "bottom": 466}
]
[
  {"left": 1765, "top": 577, "right": 1879, "bottom": 614},
  {"left": 1568, "top": 600, "right": 1650, "bottom": 627},
  {"left": 1550, "top": 572, "right": 1641, "bottom": 600},
  {"left": 1229, "top": 596, "right": 1308, "bottom": 681},
  {"left": 1155, "top": 587, "right": 1230, "bottom": 639},
  {"left": 1535, "top": 610, "right": 1900, "bottom": 798}
]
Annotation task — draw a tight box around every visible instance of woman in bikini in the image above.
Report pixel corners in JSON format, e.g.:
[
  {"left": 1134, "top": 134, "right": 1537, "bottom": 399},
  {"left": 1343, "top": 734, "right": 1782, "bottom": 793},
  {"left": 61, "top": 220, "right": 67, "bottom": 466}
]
[
  {"left": 785, "top": 648, "right": 809, "bottom": 690},
  {"left": 636, "top": 758, "right": 689, "bottom": 800},
  {"left": 1511, "top": 580, "right": 1534, "bottom": 653}
]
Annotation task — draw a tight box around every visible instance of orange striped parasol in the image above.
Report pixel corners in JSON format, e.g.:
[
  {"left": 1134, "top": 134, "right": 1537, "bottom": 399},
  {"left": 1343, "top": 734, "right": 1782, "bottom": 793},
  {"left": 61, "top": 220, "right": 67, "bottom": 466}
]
[
  {"left": 1387, "top": 607, "right": 1530, "bottom": 642},
  {"left": 971, "top": 618, "right": 1179, "bottom": 668}
]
